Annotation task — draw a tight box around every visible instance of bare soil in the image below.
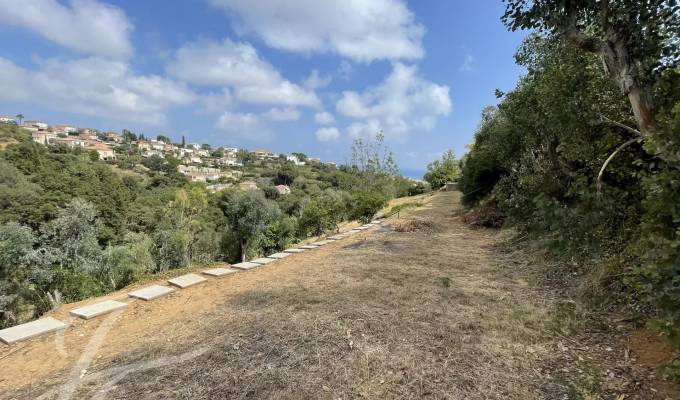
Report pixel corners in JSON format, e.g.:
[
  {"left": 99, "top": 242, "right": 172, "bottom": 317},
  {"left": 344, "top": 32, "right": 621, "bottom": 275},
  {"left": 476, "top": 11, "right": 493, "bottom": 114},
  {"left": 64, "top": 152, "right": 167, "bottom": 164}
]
[{"left": 1, "top": 191, "right": 678, "bottom": 399}]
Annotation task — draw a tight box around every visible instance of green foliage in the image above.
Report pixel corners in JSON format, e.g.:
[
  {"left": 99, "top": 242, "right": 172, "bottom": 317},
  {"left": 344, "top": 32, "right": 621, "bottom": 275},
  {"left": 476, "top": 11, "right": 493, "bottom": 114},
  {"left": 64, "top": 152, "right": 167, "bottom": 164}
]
[
  {"left": 219, "top": 190, "right": 280, "bottom": 262},
  {"left": 0, "top": 122, "right": 415, "bottom": 328},
  {"left": 461, "top": 30, "right": 680, "bottom": 372},
  {"left": 424, "top": 150, "right": 461, "bottom": 189},
  {"left": 350, "top": 189, "right": 389, "bottom": 223}
]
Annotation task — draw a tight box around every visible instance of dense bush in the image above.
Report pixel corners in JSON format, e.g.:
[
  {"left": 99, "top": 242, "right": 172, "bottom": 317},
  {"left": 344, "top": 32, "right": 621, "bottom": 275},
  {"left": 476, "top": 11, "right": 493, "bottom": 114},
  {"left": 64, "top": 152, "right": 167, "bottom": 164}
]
[{"left": 460, "top": 32, "right": 680, "bottom": 366}]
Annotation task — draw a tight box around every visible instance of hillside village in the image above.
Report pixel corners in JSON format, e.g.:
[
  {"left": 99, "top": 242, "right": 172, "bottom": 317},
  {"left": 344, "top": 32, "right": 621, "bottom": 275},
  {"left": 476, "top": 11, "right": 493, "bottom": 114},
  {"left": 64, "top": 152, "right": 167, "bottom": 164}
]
[{"left": 1, "top": 115, "right": 334, "bottom": 194}]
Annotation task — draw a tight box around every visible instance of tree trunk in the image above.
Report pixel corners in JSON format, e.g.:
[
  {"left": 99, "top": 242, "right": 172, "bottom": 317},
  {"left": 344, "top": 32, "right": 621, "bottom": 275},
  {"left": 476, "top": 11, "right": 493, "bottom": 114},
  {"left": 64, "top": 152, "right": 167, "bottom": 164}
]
[
  {"left": 566, "top": 27, "right": 656, "bottom": 136},
  {"left": 240, "top": 239, "right": 247, "bottom": 262},
  {"left": 627, "top": 85, "right": 656, "bottom": 137}
]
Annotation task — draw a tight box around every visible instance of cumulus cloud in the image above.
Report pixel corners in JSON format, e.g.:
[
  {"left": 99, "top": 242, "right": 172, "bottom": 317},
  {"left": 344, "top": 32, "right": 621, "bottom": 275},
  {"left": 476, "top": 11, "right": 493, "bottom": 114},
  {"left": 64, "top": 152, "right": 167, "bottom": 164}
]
[
  {"left": 314, "top": 111, "right": 335, "bottom": 125},
  {"left": 304, "top": 69, "right": 332, "bottom": 89},
  {"left": 208, "top": 0, "right": 424, "bottom": 62},
  {"left": 263, "top": 107, "right": 300, "bottom": 121},
  {"left": 315, "top": 127, "right": 340, "bottom": 142},
  {"left": 0, "top": 57, "right": 195, "bottom": 125},
  {"left": 0, "top": 0, "right": 133, "bottom": 60},
  {"left": 215, "top": 110, "right": 272, "bottom": 141},
  {"left": 167, "top": 38, "right": 320, "bottom": 108},
  {"left": 336, "top": 63, "right": 451, "bottom": 141}
]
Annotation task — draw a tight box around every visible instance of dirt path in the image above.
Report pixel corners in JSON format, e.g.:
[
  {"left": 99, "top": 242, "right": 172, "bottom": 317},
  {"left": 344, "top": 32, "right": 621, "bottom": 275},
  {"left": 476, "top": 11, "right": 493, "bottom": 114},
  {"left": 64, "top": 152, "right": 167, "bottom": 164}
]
[{"left": 0, "top": 191, "right": 676, "bottom": 399}]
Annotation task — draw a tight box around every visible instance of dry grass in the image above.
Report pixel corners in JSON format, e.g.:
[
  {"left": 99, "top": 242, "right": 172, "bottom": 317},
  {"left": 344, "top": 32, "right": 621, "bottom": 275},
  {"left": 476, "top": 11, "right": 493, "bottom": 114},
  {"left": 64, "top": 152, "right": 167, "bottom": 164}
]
[
  {"left": 391, "top": 217, "right": 436, "bottom": 233},
  {"left": 3, "top": 191, "right": 678, "bottom": 399}
]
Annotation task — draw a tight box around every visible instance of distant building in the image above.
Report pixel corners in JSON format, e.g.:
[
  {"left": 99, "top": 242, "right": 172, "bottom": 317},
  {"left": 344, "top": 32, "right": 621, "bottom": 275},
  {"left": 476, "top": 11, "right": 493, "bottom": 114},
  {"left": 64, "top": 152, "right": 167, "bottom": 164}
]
[
  {"left": 52, "top": 136, "right": 87, "bottom": 148},
  {"left": 275, "top": 184, "right": 291, "bottom": 195},
  {"left": 308, "top": 157, "right": 321, "bottom": 163},
  {"left": 105, "top": 132, "right": 123, "bottom": 143},
  {"left": 286, "top": 155, "right": 305, "bottom": 165},
  {"left": 53, "top": 124, "right": 77, "bottom": 134},
  {"left": 252, "top": 149, "right": 277, "bottom": 161},
  {"left": 86, "top": 143, "right": 116, "bottom": 161},
  {"left": 23, "top": 120, "right": 48, "bottom": 131},
  {"left": 0, "top": 116, "right": 16, "bottom": 124},
  {"left": 31, "top": 131, "right": 57, "bottom": 145},
  {"left": 78, "top": 127, "right": 98, "bottom": 135},
  {"left": 217, "top": 157, "right": 243, "bottom": 167}
]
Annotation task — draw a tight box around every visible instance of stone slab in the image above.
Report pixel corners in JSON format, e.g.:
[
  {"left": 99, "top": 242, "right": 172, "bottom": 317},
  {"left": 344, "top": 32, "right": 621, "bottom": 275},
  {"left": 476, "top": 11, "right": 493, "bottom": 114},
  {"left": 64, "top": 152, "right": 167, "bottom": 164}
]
[
  {"left": 370, "top": 220, "right": 381, "bottom": 224},
  {"left": 251, "top": 257, "right": 276, "bottom": 265},
  {"left": 128, "top": 285, "right": 175, "bottom": 301},
  {"left": 284, "top": 248, "right": 305, "bottom": 253},
  {"left": 168, "top": 273, "right": 207, "bottom": 289},
  {"left": 70, "top": 300, "right": 128, "bottom": 320},
  {"left": 268, "top": 252, "right": 291, "bottom": 259},
  {"left": 202, "top": 267, "right": 237, "bottom": 277},
  {"left": 299, "top": 244, "right": 319, "bottom": 249},
  {"left": 328, "top": 235, "right": 345, "bottom": 240},
  {"left": 232, "top": 262, "right": 261, "bottom": 270},
  {"left": 313, "top": 240, "right": 333, "bottom": 246},
  {"left": 0, "top": 317, "right": 68, "bottom": 344}
]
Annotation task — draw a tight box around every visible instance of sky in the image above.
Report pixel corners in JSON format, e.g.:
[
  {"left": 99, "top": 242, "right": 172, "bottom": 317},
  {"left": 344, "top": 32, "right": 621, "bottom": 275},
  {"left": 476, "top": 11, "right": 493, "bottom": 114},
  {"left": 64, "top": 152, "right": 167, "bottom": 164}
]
[{"left": 0, "top": 0, "right": 526, "bottom": 178}]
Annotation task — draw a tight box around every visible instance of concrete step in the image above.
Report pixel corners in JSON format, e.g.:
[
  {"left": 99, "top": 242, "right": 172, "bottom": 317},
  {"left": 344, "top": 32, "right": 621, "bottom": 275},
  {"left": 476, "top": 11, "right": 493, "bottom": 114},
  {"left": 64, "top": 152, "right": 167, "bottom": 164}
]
[
  {"left": 168, "top": 273, "right": 207, "bottom": 289},
  {"left": 202, "top": 267, "right": 237, "bottom": 277},
  {"left": 268, "top": 252, "right": 291, "bottom": 259},
  {"left": 70, "top": 300, "right": 129, "bottom": 320},
  {"left": 0, "top": 317, "right": 68, "bottom": 345},
  {"left": 232, "top": 262, "right": 261, "bottom": 270},
  {"left": 284, "top": 248, "right": 305, "bottom": 253},
  {"left": 128, "top": 285, "right": 175, "bottom": 301},
  {"left": 251, "top": 257, "right": 277, "bottom": 265},
  {"left": 299, "top": 245, "right": 319, "bottom": 249}
]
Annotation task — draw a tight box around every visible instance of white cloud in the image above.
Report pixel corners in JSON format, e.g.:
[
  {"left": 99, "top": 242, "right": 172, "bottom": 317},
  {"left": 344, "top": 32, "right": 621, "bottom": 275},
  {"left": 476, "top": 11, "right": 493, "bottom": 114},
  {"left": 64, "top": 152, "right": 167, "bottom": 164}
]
[
  {"left": 314, "top": 111, "right": 335, "bottom": 125},
  {"left": 167, "top": 38, "right": 320, "bottom": 108},
  {"left": 336, "top": 63, "right": 451, "bottom": 141},
  {"left": 215, "top": 110, "right": 271, "bottom": 141},
  {"left": 235, "top": 82, "right": 319, "bottom": 108},
  {"left": 0, "top": 57, "right": 195, "bottom": 126},
  {"left": 304, "top": 69, "right": 332, "bottom": 89},
  {"left": 0, "top": 0, "right": 133, "bottom": 60},
  {"left": 459, "top": 54, "right": 475, "bottom": 72},
  {"left": 263, "top": 107, "right": 300, "bottom": 121},
  {"left": 200, "top": 88, "right": 234, "bottom": 115},
  {"left": 167, "top": 38, "right": 279, "bottom": 87},
  {"left": 208, "top": 0, "right": 424, "bottom": 62},
  {"left": 315, "top": 127, "right": 340, "bottom": 142}
]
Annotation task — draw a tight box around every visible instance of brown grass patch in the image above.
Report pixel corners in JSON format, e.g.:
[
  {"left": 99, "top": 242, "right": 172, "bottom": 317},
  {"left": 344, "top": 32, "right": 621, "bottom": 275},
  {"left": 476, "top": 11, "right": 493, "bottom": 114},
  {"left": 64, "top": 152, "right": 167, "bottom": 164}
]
[{"left": 392, "top": 217, "right": 436, "bottom": 233}]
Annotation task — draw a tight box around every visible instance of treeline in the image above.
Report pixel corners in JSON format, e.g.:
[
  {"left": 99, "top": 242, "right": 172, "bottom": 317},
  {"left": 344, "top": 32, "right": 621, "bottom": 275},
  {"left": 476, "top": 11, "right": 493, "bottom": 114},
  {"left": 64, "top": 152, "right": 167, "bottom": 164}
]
[
  {"left": 0, "top": 129, "right": 427, "bottom": 328},
  {"left": 460, "top": 2, "right": 680, "bottom": 374}
]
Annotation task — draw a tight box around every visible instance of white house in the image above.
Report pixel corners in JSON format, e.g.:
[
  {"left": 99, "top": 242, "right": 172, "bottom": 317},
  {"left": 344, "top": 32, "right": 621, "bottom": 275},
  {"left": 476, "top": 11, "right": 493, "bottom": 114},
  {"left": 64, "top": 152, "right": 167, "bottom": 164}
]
[{"left": 286, "top": 155, "right": 306, "bottom": 166}]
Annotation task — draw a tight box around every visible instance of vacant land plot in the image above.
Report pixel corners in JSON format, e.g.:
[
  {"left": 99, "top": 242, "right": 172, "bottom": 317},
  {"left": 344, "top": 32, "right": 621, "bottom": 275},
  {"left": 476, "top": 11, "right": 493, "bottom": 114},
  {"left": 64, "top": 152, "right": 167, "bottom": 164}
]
[{"left": 1, "top": 191, "right": 677, "bottom": 399}]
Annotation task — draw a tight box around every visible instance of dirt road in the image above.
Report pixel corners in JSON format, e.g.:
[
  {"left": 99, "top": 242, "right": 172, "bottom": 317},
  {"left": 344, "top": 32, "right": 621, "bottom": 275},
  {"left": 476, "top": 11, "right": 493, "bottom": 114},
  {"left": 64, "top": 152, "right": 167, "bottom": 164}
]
[{"left": 1, "top": 191, "right": 676, "bottom": 399}]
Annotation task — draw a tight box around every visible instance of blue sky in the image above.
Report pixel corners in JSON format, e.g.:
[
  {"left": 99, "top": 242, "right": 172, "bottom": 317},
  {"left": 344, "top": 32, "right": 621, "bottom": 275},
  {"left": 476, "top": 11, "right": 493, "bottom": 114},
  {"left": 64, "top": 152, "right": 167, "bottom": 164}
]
[{"left": 0, "top": 0, "right": 526, "bottom": 177}]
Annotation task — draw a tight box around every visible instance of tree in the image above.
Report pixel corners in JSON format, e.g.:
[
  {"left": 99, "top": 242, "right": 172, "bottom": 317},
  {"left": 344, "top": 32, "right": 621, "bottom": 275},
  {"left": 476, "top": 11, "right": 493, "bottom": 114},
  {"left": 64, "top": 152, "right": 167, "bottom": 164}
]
[
  {"left": 502, "top": 0, "right": 680, "bottom": 136},
  {"left": 40, "top": 198, "right": 102, "bottom": 273},
  {"left": 424, "top": 150, "right": 461, "bottom": 189},
  {"left": 275, "top": 164, "right": 299, "bottom": 186},
  {"left": 157, "top": 135, "right": 171, "bottom": 144},
  {"left": 291, "top": 152, "right": 307, "bottom": 162},
  {"left": 181, "top": 135, "right": 186, "bottom": 148},
  {"left": 219, "top": 190, "right": 280, "bottom": 262},
  {"left": 351, "top": 132, "right": 399, "bottom": 177},
  {"left": 14, "top": 114, "right": 23, "bottom": 125}
]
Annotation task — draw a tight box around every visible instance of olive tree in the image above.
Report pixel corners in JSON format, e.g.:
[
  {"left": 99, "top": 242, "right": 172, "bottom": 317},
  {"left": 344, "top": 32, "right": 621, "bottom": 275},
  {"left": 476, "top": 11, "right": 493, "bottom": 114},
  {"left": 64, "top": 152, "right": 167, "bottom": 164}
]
[{"left": 219, "top": 190, "right": 280, "bottom": 262}]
